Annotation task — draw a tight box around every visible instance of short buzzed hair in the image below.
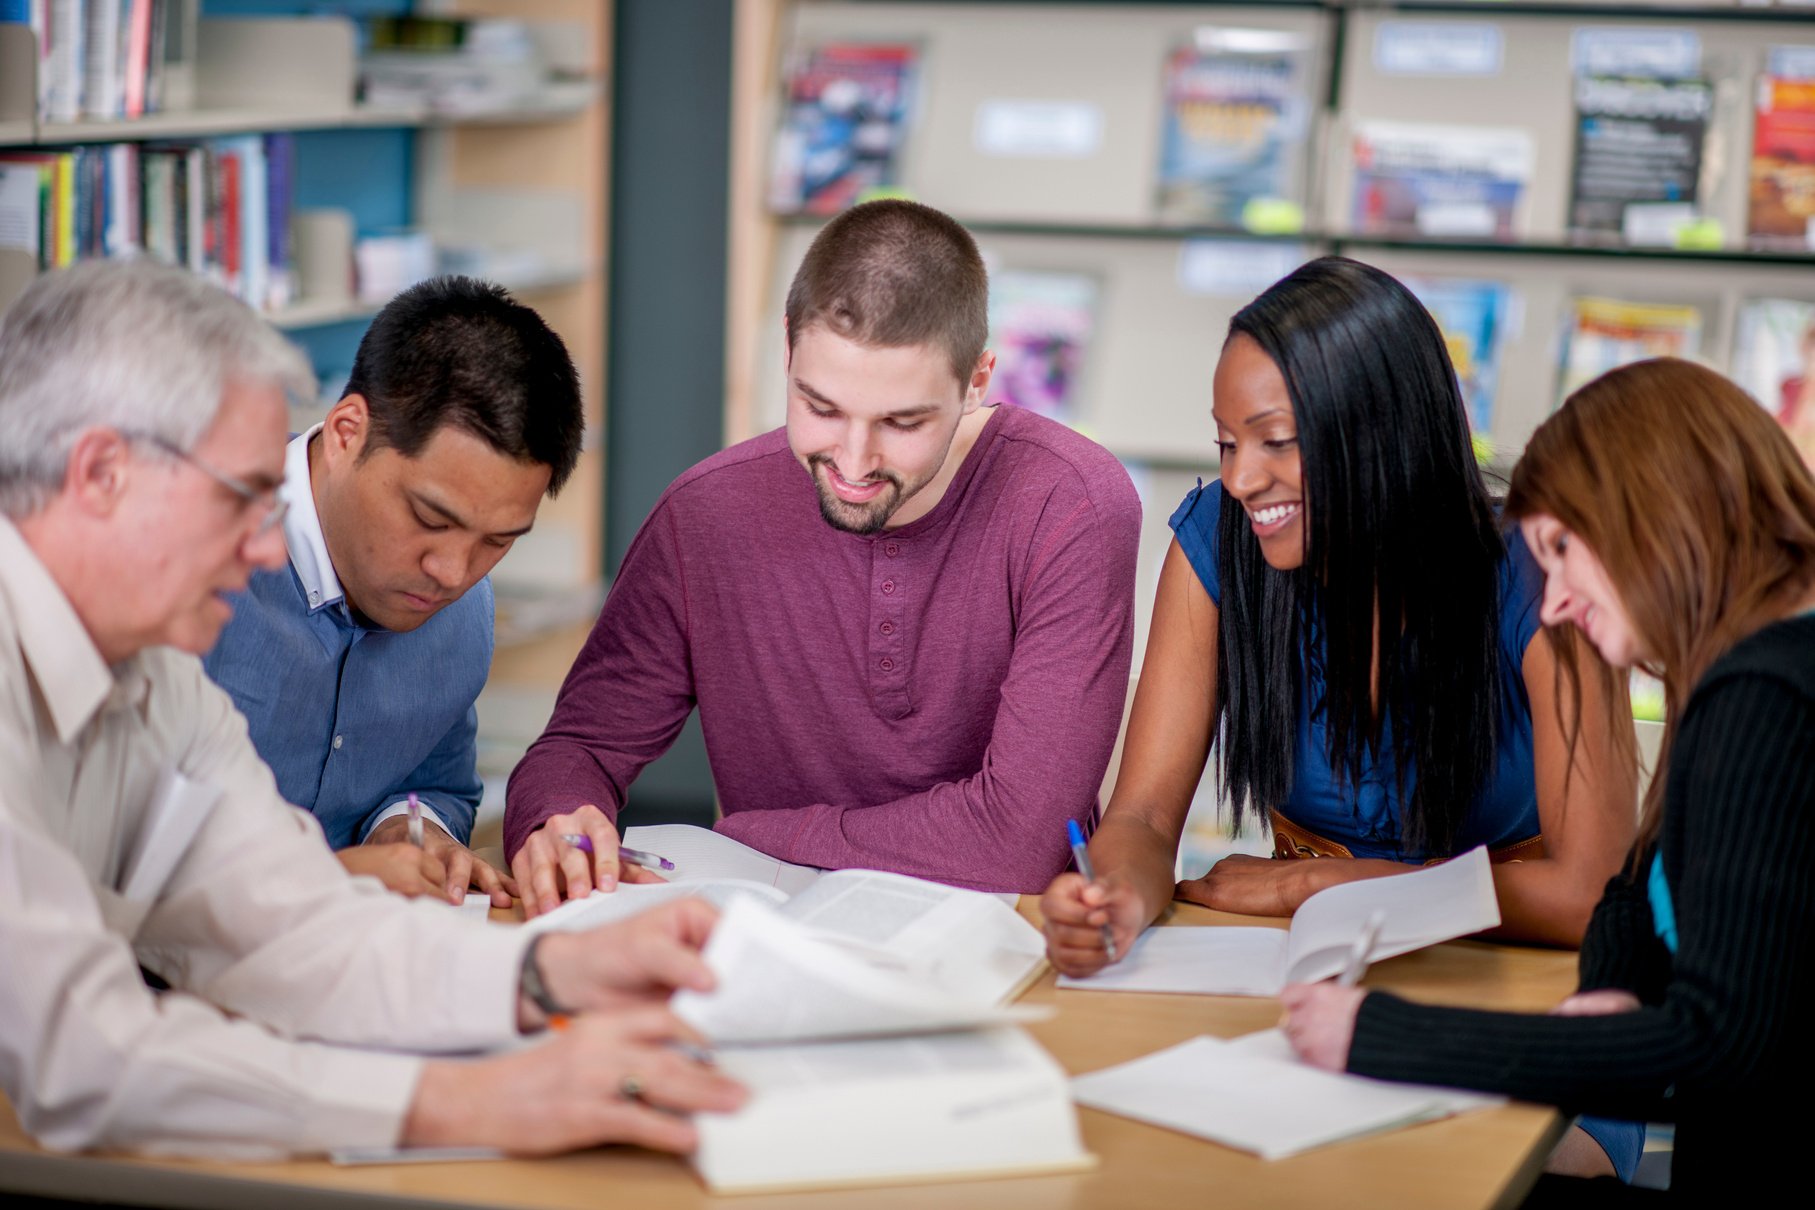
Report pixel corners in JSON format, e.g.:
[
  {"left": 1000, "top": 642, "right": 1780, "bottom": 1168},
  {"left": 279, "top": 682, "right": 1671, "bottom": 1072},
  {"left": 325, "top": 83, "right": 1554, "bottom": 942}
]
[
  {"left": 345, "top": 276, "right": 584, "bottom": 495},
  {"left": 784, "top": 200, "right": 989, "bottom": 387}
]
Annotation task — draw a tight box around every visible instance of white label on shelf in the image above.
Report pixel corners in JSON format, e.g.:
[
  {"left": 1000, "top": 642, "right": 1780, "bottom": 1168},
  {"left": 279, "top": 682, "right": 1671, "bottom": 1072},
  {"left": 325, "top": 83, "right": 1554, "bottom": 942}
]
[
  {"left": 1622, "top": 203, "right": 1696, "bottom": 248},
  {"left": 972, "top": 100, "right": 1104, "bottom": 159},
  {"left": 1374, "top": 22, "right": 1504, "bottom": 77},
  {"left": 1767, "top": 45, "right": 1815, "bottom": 82},
  {"left": 1570, "top": 28, "right": 1700, "bottom": 80},
  {"left": 1176, "top": 240, "right": 1308, "bottom": 299}
]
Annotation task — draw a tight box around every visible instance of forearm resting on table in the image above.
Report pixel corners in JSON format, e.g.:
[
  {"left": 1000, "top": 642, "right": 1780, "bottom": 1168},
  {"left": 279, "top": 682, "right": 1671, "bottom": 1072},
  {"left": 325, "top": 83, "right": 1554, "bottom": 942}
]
[{"left": 1484, "top": 857, "right": 1604, "bottom": 947}]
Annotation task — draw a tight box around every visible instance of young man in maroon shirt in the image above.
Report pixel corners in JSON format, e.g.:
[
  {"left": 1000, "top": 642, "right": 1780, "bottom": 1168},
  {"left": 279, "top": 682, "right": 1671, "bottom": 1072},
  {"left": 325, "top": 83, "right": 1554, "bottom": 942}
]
[{"left": 505, "top": 200, "right": 1141, "bottom": 913}]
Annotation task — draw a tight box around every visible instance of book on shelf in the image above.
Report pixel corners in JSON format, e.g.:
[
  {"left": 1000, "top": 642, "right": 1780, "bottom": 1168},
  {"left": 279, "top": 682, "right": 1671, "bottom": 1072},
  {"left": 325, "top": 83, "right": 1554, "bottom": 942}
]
[
  {"left": 0, "top": 134, "right": 294, "bottom": 312},
  {"left": 1734, "top": 297, "right": 1815, "bottom": 470},
  {"left": 985, "top": 269, "right": 1098, "bottom": 424},
  {"left": 1057, "top": 845, "right": 1500, "bottom": 997},
  {"left": 768, "top": 41, "right": 917, "bottom": 216},
  {"left": 1073, "top": 1027, "right": 1502, "bottom": 1161},
  {"left": 1407, "top": 277, "right": 1512, "bottom": 437},
  {"left": 32, "top": 0, "right": 185, "bottom": 123},
  {"left": 1153, "top": 28, "right": 1311, "bottom": 229},
  {"left": 1748, "top": 74, "right": 1815, "bottom": 252},
  {"left": 1349, "top": 120, "right": 1533, "bottom": 241},
  {"left": 1568, "top": 75, "right": 1713, "bottom": 248},
  {"left": 1557, "top": 295, "right": 1703, "bottom": 404}
]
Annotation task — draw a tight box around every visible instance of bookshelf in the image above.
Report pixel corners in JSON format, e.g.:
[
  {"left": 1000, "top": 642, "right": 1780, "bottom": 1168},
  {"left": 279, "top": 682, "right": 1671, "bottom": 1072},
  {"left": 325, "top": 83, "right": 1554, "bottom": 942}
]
[
  {"left": 727, "top": 0, "right": 1815, "bottom": 658},
  {"left": 1, "top": 3, "right": 615, "bottom": 816}
]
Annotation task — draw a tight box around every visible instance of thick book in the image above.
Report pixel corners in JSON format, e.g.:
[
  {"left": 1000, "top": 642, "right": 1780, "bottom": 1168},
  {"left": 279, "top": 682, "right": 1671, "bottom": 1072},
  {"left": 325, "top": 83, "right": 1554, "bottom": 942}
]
[
  {"left": 1568, "top": 75, "right": 1712, "bottom": 247},
  {"left": 1057, "top": 845, "right": 1499, "bottom": 997},
  {"left": 1748, "top": 75, "right": 1815, "bottom": 251},
  {"left": 1733, "top": 297, "right": 1815, "bottom": 469},
  {"left": 986, "top": 269, "right": 1098, "bottom": 424},
  {"left": 1073, "top": 1028, "right": 1502, "bottom": 1161},
  {"left": 1350, "top": 121, "right": 1533, "bottom": 240},
  {"left": 768, "top": 42, "right": 917, "bottom": 216},
  {"left": 1557, "top": 295, "right": 1702, "bottom": 404},
  {"left": 695, "top": 1026, "right": 1093, "bottom": 1194},
  {"left": 1154, "top": 29, "right": 1310, "bottom": 228}
]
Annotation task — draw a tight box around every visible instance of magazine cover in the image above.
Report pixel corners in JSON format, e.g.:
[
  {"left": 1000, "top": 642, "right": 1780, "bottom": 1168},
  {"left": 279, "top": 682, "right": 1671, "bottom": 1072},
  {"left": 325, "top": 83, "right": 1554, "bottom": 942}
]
[
  {"left": 1407, "top": 278, "right": 1511, "bottom": 436},
  {"left": 1568, "top": 75, "right": 1713, "bottom": 246},
  {"left": 768, "top": 42, "right": 917, "bottom": 216},
  {"left": 1350, "top": 121, "right": 1533, "bottom": 240},
  {"left": 1748, "top": 76, "right": 1815, "bottom": 251},
  {"left": 1733, "top": 297, "right": 1815, "bottom": 469},
  {"left": 1154, "top": 30, "right": 1310, "bottom": 227},
  {"left": 986, "top": 270, "right": 1099, "bottom": 424},
  {"left": 1557, "top": 296, "right": 1703, "bottom": 403}
]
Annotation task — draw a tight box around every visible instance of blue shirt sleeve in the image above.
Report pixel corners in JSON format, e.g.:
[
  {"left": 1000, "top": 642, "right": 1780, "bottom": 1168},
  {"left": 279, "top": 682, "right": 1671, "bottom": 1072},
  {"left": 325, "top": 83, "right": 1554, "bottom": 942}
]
[
  {"left": 1168, "top": 479, "right": 1223, "bottom": 606},
  {"left": 1499, "top": 523, "right": 1545, "bottom": 670}
]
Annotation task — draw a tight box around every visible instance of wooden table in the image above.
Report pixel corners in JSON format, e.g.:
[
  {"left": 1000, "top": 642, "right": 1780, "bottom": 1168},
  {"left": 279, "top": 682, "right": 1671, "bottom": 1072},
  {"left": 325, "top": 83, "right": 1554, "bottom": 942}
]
[{"left": 0, "top": 902, "right": 1576, "bottom": 1210}]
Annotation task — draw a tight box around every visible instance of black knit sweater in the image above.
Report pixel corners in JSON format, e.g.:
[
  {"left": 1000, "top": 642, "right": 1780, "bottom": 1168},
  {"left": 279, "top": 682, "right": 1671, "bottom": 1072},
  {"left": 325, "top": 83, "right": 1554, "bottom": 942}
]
[{"left": 1347, "top": 613, "right": 1815, "bottom": 1202}]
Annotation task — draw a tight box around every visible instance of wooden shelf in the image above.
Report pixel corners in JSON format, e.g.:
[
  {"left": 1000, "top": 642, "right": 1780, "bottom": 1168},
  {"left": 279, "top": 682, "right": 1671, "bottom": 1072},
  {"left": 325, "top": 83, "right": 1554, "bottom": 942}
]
[{"left": 267, "top": 260, "right": 595, "bottom": 331}]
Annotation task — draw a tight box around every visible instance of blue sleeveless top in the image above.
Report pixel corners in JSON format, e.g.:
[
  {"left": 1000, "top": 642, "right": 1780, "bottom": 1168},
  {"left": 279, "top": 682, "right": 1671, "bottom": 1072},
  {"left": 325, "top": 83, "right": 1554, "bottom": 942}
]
[{"left": 1169, "top": 480, "right": 1545, "bottom": 862}]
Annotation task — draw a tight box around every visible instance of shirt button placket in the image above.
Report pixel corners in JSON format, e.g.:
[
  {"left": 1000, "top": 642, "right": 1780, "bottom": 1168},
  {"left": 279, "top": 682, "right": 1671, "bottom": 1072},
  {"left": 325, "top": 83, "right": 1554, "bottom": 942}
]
[{"left": 871, "top": 538, "right": 910, "bottom": 718}]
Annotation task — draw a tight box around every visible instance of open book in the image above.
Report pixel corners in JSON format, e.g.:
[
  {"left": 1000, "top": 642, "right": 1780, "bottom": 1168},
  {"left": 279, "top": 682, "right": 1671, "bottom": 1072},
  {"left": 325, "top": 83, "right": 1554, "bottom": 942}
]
[
  {"left": 1072, "top": 1028, "right": 1502, "bottom": 1160},
  {"left": 1058, "top": 846, "right": 1500, "bottom": 996}
]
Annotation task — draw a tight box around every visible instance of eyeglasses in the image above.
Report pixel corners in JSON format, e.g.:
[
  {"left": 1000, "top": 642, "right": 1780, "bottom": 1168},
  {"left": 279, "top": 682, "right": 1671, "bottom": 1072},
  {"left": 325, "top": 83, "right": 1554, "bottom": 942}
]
[{"left": 124, "top": 431, "right": 288, "bottom": 537}]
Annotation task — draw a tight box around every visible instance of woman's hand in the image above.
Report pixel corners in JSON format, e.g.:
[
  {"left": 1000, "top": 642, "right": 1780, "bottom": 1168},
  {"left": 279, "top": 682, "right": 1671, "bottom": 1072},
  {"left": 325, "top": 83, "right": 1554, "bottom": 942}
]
[
  {"left": 1551, "top": 989, "right": 1641, "bottom": 1017},
  {"left": 1040, "top": 870, "right": 1151, "bottom": 977},
  {"left": 1279, "top": 982, "right": 1366, "bottom": 1072},
  {"left": 1174, "top": 854, "right": 1318, "bottom": 918}
]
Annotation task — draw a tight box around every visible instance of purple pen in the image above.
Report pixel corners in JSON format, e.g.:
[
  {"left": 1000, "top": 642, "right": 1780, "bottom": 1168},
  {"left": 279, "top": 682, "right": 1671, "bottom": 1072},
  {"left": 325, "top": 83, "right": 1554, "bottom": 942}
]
[{"left": 558, "top": 833, "right": 676, "bottom": 872}]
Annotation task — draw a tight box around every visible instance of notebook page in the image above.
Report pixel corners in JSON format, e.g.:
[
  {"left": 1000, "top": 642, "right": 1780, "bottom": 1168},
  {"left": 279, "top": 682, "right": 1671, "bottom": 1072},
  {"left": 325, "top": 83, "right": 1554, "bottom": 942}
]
[
  {"left": 623, "top": 823, "right": 824, "bottom": 894},
  {"left": 779, "top": 871, "right": 1045, "bottom": 1004},
  {"left": 1072, "top": 1035, "right": 1459, "bottom": 1160},
  {"left": 521, "top": 878, "right": 788, "bottom": 935},
  {"left": 1056, "top": 926, "right": 1290, "bottom": 995},
  {"left": 673, "top": 897, "right": 1046, "bottom": 1044},
  {"left": 1282, "top": 846, "right": 1501, "bottom": 985},
  {"left": 1228, "top": 1028, "right": 1506, "bottom": 1116}
]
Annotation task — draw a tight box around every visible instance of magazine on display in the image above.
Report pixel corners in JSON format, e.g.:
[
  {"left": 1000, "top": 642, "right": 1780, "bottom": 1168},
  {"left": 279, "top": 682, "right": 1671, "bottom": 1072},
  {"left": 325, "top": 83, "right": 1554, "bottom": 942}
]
[
  {"left": 1349, "top": 121, "right": 1533, "bottom": 241},
  {"left": 1748, "top": 75, "right": 1815, "bottom": 251},
  {"left": 1154, "top": 28, "right": 1311, "bottom": 228},
  {"left": 1568, "top": 75, "right": 1713, "bottom": 247},
  {"left": 1557, "top": 295, "right": 1703, "bottom": 404},
  {"left": 768, "top": 41, "right": 918, "bottom": 216},
  {"left": 985, "top": 269, "right": 1099, "bottom": 424},
  {"left": 1407, "top": 277, "right": 1513, "bottom": 437},
  {"left": 1733, "top": 298, "right": 1815, "bottom": 470}
]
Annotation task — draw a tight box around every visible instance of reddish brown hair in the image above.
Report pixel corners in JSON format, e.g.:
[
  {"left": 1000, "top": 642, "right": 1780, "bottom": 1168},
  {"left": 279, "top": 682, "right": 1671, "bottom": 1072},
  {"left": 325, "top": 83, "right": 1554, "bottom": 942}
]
[
  {"left": 1506, "top": 357, "right": 1815, "bottom": 851},
  {"left": 784, "top": 199, "right": 988, "bottom": 387}
]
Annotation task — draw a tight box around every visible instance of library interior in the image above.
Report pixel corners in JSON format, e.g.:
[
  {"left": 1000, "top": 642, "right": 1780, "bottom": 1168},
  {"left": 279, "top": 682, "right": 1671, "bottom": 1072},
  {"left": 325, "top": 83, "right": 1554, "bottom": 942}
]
[{"left": 1, "top": 1, "right": 1812, "bottom": 1208}]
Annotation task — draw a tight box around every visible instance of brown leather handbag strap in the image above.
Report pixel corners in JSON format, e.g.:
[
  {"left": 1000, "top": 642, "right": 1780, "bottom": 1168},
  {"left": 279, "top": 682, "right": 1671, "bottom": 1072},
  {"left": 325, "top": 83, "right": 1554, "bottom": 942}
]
[{"left": 1270, "top": 809, "right": 1546, "bottom": 865}]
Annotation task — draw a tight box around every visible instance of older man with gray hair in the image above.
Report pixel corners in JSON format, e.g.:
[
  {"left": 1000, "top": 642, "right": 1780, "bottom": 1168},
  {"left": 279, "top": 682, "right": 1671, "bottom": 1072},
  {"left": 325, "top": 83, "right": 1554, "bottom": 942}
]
[{"left": 0, "top": 261, "right": 742, "bottom": 1159}]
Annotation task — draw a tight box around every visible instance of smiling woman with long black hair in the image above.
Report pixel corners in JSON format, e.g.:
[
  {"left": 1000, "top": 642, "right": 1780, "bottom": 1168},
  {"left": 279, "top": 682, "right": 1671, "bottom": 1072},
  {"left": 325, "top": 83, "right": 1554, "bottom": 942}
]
[{"left": 1041, "top": 256, "right": 1643, "bottom": 1178}]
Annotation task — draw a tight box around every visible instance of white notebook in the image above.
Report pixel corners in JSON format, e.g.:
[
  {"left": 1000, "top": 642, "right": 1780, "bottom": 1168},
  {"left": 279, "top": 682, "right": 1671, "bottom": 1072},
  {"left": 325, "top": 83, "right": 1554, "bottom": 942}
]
[
  {"left": 1058, "top": 845, "right": 1501, "bottom": 996},
  {"left": 1072, "top": 1028, "right": 1503, "bottom": 1160}
]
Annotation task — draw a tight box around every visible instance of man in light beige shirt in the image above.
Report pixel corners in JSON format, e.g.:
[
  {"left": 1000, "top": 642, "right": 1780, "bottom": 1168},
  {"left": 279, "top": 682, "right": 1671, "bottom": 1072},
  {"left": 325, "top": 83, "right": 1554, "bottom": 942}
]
[{"left": 0, "top": 261, "right": 743, "bottom": 1159}]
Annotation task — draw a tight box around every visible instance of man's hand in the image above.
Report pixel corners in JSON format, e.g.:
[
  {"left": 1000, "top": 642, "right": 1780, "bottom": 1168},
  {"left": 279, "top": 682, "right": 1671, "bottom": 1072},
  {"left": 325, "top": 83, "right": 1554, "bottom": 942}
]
[
  {"left": 338, "top": 843, "right": 450, "bottom": 899},
  {"left": 402, "top": 1007, "right": 746, "bottom": 1155},
  {"left": 511, "top": 804, "right": 665, "bottom": 919},
  {"left": 365, "top": 814, "right": 519, "bottom": 907},
  {"left": 1173, "top": 854, "right": 1317, "bottom": 918},
  {"left": 520, "top": 898, "right": 721, "bottom": 1031},
  {"left": 1040, "top": 870, "right": 1152, "bottom": 978},
  {"left": 1279, "top": 982, "right": 1367, "bottom": 1072}
]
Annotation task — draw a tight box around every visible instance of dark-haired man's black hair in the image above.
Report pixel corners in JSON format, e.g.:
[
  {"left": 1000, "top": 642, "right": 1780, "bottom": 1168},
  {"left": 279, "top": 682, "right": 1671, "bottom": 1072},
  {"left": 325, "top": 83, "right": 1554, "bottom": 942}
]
[
  {"left": 345, "top": 276, "right": 584, "bottom": 493},
  {"left": 1214, "top": 256, "right": 1506, "bottom": 856}
]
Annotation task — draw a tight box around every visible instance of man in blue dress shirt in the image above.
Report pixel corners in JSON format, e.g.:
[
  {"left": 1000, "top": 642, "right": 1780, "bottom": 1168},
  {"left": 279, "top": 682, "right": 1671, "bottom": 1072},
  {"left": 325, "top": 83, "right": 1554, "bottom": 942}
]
[{"left": 205, "top": 276, "right": 584, "bottom": 904}]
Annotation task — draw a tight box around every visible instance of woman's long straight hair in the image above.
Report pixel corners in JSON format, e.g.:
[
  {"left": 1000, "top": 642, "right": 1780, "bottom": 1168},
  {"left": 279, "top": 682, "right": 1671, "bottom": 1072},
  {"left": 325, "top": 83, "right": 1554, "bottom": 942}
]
[
  {"left": 1216, "top": 257, "right": 1506, "bottom": 855},
  {"left": 1506, "top": 357, "right": 1815, "bottom": 855}
]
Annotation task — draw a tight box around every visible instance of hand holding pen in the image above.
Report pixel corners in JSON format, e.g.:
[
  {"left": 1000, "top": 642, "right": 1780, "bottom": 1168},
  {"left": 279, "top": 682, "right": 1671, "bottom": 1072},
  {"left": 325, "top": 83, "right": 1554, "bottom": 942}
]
[{"left": 512, "top": 804, "right": 672, "bottom": 919}]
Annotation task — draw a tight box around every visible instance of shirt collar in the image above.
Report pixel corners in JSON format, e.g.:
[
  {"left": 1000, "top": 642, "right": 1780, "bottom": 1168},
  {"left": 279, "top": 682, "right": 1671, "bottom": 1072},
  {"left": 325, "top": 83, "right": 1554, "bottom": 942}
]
[
  {"left": 0, "top": 513, "right": 129, "bottom": 744},
  {"left": 282, "top": 424, "right": 346, "bottom": 614}
]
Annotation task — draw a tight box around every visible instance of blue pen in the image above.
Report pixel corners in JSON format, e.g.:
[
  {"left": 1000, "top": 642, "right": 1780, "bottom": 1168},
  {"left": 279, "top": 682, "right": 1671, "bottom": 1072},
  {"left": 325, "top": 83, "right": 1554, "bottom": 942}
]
[{"left": 1066, "top": 819, "right": 1119, "bottom": 962}]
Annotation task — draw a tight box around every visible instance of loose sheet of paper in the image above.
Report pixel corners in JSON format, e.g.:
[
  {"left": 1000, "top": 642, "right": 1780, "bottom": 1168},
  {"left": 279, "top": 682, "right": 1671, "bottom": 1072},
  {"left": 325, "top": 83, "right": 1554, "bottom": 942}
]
[
  {"left": 1057, "top": 926, "right": 1290, "bottom": 995},
  {"left": 623, "top": 823, "right": 824, "bottom": 894},
  {"left": 1072, "top": 1034, "right": 1483, "bottom": 1160},
  {"left": 522, "top": 877, "right": 788, "bottom": 935},
  {"left": 120, "top": 770, "right": 223, "bottom": 903}
]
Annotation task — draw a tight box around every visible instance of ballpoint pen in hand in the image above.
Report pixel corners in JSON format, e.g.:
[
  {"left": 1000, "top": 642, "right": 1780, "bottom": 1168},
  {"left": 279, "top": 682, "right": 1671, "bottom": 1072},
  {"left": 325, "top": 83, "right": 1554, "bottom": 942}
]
[
  {"left": 406, "top": 791, "right": 425, "bottom": 850},
  {"left": 1066, "top": 818, "right": 1119, "bottom": 962},
  {"left": 559, "top": 832, "right": 677, "bottom": 873},
  {"left": 1337, "top": 909, "right": 1387, "bottom": 988}
]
